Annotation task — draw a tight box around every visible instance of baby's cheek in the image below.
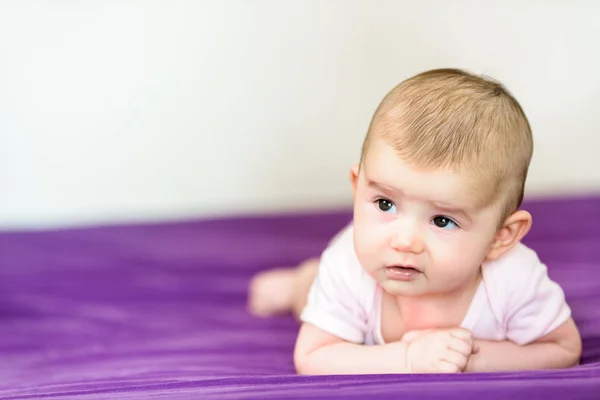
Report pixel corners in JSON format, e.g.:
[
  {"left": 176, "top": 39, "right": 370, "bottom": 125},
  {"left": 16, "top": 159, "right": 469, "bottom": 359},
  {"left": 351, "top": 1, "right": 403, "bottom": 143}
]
[
  {"left": 354, "top": 233, "right": 372, "bottom": 258},
  {"left": 435, "top": 241, "right": 485, "bottom": 278},
  {"left": 354, "top": 231, "right": 381, "bottom": 263},
  {"left": 429, "top": 240, "right": 467, "bottom": 266}
]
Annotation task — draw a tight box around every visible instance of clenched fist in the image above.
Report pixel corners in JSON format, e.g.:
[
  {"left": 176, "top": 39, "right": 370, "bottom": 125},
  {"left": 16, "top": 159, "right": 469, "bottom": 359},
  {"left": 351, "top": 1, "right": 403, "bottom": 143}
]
[{"left": 402, "top": 328, "right": 479, "bottom": 373}]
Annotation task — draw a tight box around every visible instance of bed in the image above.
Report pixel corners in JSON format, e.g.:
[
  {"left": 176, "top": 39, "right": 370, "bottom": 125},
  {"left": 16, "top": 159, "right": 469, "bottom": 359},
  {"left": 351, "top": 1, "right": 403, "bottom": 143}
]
[{"left": 1, "top": 195, "right": 599, "bottom": 399}]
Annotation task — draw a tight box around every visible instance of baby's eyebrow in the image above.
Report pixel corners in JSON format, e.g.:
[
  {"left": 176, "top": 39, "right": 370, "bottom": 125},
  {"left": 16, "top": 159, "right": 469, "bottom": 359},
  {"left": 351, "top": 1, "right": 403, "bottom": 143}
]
[
  {"left": 367, "top": 179, "right": 401, "bottom": 195},
  {"left": 367, "top": 180, "right": 412, "bottom": 202}
]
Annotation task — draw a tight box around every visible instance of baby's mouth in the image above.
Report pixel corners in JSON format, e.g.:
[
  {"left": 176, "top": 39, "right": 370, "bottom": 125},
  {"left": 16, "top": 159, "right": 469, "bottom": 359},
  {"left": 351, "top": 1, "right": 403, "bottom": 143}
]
[
  {"left": 384, "top": 265, "right": 422, "bottom": 280},
  {"left": 388, "top": 265, "right": 421, "bottom": 272}
]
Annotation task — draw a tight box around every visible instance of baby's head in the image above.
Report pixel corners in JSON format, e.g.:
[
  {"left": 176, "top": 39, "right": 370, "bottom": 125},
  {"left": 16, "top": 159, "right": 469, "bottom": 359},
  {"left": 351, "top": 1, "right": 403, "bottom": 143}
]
[
  {"left": 350, "top": 68, "right": 534, "bottom": 297},
  {"left": 362, "top": 68, "right": 533, "bottom": 221}
]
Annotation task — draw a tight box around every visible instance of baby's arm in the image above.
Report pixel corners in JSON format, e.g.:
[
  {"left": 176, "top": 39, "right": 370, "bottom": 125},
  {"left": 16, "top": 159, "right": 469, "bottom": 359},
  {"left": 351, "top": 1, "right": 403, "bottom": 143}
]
[
  {"left": 295, "top": 322, "right": 476, "bottom": 375},
  {"left": 465, "top": 247, "right": 582, "bottom": 372},
  {"left": 466, "top": 318, "right": 581, "bottom": 372},
  {"left": 294, "top": 323, "right": 409, "bottom": 374}
]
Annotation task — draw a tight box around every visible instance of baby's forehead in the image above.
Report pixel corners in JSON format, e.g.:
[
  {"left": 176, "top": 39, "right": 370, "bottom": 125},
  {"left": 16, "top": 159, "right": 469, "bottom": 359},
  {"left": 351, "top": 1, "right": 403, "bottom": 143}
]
[{"left": 362, "top": 150, "right": 497, "bottom": 210}]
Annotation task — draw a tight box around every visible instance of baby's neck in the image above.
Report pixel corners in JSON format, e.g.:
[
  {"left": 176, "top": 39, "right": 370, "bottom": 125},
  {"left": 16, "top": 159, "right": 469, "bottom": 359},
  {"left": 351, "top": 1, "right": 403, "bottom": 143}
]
[{"left": 392, "top": 272, "right": 482, "bottom": 331}]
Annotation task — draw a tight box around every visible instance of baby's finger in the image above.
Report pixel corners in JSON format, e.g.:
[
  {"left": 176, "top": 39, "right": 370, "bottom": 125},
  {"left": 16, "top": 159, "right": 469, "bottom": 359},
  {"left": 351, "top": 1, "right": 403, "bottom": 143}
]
[
  {"left": 449, "top": 328, "right": 473, "bottom": 341},
  {"left": 440, "top": 349, "right": 469, "bottom": 371},
  {"left": 435, "top": 360, "right": 462, "bottom": 374},
  {"left": 447, "top": 337, "right": 473, "bottom": 357},
  {"left": 472, "top": 341, "right": 480, "bottom": 354}
]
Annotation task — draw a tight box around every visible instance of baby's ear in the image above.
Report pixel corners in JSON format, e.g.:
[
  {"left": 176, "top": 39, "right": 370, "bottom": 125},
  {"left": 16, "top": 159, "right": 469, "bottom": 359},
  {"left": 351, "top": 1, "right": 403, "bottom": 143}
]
[
  {"left": 349, "top": 164, "right": 359, "bottom": 198},
  {"left": 486, "top": 210, "right": 532, "bottom": 261}
]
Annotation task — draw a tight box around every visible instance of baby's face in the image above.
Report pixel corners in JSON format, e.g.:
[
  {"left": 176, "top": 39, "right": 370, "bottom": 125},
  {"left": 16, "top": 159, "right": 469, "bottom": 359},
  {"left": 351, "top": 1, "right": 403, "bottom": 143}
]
[{"left": 352, "top": 138, "right": 503, "bottom": 297}]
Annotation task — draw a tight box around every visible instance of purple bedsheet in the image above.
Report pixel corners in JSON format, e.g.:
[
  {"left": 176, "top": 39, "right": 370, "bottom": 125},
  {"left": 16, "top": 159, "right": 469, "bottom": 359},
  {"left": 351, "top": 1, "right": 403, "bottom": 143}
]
[{"left": 1, "top": 195, "right": 599, "bottom": 399}]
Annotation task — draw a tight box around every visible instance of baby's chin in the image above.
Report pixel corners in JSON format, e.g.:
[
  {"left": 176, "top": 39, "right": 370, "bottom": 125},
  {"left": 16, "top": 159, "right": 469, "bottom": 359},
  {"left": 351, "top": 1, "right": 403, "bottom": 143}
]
[{"left": 379, "top": 279, "right": 429, "bottom": 297}]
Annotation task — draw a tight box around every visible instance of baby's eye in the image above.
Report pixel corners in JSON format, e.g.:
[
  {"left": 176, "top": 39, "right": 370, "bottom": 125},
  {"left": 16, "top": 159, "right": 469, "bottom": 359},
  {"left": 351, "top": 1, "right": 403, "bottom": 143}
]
[
  {"left": 432, "top": 216, "right": 458, "bottom": 230},
  {"left": 376, "top": 199, "right": 396, "bottom": 213}
]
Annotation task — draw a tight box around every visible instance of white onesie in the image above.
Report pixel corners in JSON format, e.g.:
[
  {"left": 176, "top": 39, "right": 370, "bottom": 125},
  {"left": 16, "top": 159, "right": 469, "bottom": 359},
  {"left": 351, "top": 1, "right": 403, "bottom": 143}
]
[{"left": 300, "top": 224, "right": 571, "bottom": 346}]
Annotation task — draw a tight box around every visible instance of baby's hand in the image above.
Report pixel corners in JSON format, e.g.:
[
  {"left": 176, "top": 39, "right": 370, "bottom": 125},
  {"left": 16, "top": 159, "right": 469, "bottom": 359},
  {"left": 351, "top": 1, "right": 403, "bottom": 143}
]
[{"left": 402, "top": 328, "right": 478, "bottom": 373}]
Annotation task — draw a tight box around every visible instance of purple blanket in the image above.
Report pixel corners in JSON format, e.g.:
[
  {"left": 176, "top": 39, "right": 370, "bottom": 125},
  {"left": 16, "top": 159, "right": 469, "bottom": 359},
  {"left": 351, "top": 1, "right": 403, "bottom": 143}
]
[{"left": 1, "top": 196, "right": 599, "bottom": 399}]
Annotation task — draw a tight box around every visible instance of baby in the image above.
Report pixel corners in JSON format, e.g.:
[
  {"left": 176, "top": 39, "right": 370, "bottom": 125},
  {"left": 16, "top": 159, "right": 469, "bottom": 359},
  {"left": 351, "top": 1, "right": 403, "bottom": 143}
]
[{"left": 248, "top": 68, "right": 582, "bottom": 374}]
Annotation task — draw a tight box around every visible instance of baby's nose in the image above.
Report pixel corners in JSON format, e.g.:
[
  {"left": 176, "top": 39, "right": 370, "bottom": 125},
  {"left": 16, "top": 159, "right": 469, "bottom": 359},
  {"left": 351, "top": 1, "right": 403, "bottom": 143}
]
[{"left": 390, "top": 223, "right": 424, "bottom": 254}]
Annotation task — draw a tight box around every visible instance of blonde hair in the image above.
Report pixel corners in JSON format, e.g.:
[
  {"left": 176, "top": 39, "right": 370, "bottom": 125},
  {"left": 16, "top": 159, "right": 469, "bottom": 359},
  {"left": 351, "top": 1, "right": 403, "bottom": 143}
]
[{"left": 360, "top": 68, "right": 533, "bottom": 220}]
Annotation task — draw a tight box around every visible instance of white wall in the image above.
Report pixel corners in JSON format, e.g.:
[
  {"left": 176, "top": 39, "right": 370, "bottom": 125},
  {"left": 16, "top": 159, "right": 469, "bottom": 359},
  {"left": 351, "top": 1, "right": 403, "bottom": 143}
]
[{"left": 1, "top": 0, "right": 599, "bottom": 229}]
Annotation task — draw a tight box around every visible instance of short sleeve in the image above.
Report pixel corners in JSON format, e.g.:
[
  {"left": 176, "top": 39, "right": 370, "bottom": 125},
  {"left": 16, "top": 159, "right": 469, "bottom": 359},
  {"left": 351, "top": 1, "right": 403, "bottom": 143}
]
[
  {"left": 505, "top": 260, "right": 571, "bottom": 345},
  {"left": 299, "top": 229, "right": 368, "bottom": 344}
]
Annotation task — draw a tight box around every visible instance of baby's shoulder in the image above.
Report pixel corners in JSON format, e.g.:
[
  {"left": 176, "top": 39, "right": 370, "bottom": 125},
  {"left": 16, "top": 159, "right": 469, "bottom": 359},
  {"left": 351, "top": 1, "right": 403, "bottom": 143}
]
[
  {"left": 482, "top": 242, "right": 542, "bottom": 281},
  {"left": 324, "top": 222, "right": 355, "bottom": 256},
  {"left": 482, "top": 242, "right": 556, "bottom": 315},
  {"left": 481, "top": 243, "right": 571, "bottom": 344},
  {"left": 320, "top": 223, "right": 374, "bottom": 291}
]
